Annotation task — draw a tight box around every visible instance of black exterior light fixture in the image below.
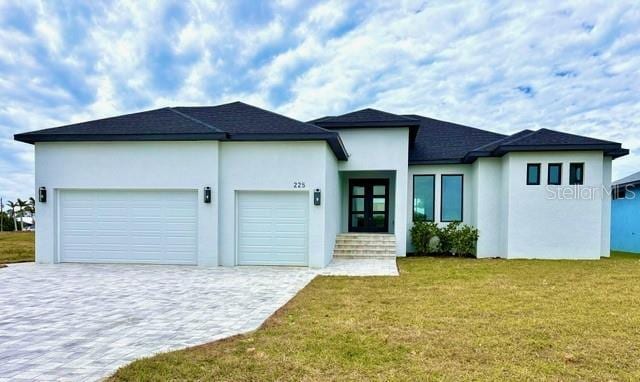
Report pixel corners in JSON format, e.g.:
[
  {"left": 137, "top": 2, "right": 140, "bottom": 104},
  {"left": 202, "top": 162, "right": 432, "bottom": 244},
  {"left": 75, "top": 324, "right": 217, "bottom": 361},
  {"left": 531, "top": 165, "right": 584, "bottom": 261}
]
[
  {"left": 203, "top": 187, "right": 212, "bottom": 203},
  {"left": 314, "top": 188, "right": 321, "bottom": 206},
  {"left": 38, "top": 187, "right": 47, "bottom": 203}
]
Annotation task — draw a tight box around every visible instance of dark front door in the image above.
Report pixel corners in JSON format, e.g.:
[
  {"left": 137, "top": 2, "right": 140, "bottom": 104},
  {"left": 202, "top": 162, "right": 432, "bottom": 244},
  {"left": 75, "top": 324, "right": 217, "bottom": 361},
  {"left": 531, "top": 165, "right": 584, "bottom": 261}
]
[{"left": 349, "top": 179, "right": 389, "bottom": 232}]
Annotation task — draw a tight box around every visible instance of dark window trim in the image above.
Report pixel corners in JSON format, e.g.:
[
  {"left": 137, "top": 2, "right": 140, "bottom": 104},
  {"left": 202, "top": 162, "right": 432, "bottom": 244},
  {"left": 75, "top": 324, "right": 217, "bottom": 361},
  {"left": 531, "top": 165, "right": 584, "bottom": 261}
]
[
  {"left": 569, "top": 162, "right": 585, "bottom": 185},
  {"left": 527, "top": 163, "right": 541, "bottom": 185},
  {"left": 412, "top": 174, "right": 435, "bottom": 222},
  {"left": 440, "top": 174, "right": 464, "bottom": 223},
  {"left": 547, "top": 163, "right": 562, "bottom": 185}
]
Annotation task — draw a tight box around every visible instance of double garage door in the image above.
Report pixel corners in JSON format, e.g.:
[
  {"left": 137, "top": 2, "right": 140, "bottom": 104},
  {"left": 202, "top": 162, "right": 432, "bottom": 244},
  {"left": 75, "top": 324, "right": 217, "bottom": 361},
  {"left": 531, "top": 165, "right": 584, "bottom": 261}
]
[
  {"left": 59, "top": 190, "right": 198, "bottom": 265},
  {"left": 59, "top": 190, "right": 309, "bottom": 266}
]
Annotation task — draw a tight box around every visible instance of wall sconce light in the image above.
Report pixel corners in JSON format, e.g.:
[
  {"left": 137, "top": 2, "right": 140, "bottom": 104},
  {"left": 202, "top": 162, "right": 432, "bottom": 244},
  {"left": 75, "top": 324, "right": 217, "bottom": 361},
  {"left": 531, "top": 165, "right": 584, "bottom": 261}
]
[
  {"left": 39, "top": 187, "right": 47, "bottom": 203},
  {"left": 314, "top": 188, "right": 321, "bottom": 206},
  {"left": 203, "top": 187, "right": 212, "bottom": 203}
]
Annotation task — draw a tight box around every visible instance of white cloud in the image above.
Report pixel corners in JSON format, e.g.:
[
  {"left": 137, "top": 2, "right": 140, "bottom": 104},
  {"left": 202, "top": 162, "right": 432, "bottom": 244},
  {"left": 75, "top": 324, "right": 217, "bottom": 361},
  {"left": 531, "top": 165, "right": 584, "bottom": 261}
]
[{"left": 0, "top": 0, "right": 639, "bottom": 203}]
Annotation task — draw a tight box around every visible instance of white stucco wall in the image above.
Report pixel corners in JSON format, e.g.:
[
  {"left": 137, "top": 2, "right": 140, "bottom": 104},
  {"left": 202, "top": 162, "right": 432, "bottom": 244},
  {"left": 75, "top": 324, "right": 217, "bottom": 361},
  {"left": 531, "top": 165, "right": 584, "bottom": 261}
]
[
  {"left": 218, "top": 141, "right": 333, "bottom": 268},
  {"left": 407, "top": 152, "right": 610, "bottom": 259},
  {"left": 34, "top": 141, "right": 220, "bottom": 265},
  {"left": 324, "top": 146, "right": 341, "bottom": 265},
  {"left": 472, "top": 158, "right": 506, "bottom": 258},
  {"left": 600, "top": 156, "right": 612, "bottom": 257},
  {"left": 335, "top": 128, "right": 409, "bottom": 256},
  {"left": 406, "top": 164, "right": 474, "bottom": 253},
  {"left": 504, "top": 151, "right": 608, "bottom": 259}
]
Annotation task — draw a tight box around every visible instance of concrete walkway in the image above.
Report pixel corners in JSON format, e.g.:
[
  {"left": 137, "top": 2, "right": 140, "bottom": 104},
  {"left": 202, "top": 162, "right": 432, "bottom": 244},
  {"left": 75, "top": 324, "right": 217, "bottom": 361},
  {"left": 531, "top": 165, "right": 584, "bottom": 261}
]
[{"left": 0, "top": 258, "right": 397, "bottom": 381}]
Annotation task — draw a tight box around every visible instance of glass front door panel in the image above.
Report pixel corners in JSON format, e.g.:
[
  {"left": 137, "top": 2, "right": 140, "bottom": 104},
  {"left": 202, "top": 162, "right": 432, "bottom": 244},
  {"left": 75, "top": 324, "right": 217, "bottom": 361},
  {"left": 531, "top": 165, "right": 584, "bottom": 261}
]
[
  {"left": 372, "top": 197, "right": 385, "bottom": 212},
  {"left": 352, "top": 197, "right": 365, "bottom": 212},
  {"left": 349, "top": 179, "right": 389, "bottom": 232}
]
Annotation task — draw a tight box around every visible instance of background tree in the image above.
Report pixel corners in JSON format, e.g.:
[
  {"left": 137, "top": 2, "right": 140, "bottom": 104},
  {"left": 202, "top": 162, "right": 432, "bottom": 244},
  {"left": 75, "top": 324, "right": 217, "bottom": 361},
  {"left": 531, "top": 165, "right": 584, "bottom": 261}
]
[
  {"left": 26, "top": 197, "right": 36, "bottom": 226},
  {"left": 6, "top": 200, "right": 18, "bottom": 231},
  {"left": 16, "top": 198, "right": 27, "bottom": 231}
]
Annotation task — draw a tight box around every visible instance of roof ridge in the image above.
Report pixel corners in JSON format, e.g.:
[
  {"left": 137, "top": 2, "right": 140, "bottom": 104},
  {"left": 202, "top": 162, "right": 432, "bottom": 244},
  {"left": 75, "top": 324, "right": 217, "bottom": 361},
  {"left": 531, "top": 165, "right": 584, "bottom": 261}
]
[
  {"left": 168, "top": 107, "right": 226, "bottom": 134},
  {"left": 499, "top": 129, "right": 538, "bottom": 145},
  {"left": 229, "top": 102, "right": 336, "bottom": 135},
  {"left": 536, "top": 128, "right": 618, "bottom": 144}
]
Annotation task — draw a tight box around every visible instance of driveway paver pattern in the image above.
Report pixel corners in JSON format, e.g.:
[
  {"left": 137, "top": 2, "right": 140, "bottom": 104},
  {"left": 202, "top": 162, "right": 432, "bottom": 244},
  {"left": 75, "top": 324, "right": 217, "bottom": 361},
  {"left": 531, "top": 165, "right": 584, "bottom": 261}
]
[{"left": 0, "top": 258, "right": 397, "bottom": 381}]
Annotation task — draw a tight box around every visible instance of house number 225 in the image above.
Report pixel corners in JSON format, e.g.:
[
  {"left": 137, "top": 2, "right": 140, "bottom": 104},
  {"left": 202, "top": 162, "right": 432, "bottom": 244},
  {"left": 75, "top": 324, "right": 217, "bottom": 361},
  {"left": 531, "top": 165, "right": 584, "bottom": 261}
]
[{"left": 293, "top": 181, "right": 306, "bottom": 188}]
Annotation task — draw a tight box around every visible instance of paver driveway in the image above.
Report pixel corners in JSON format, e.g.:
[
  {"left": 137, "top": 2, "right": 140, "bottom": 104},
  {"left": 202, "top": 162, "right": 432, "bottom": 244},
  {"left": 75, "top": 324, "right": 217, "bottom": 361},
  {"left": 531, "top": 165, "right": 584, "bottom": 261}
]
[{"left": 0, "top": 259, "right": 397, "bottom": 381}]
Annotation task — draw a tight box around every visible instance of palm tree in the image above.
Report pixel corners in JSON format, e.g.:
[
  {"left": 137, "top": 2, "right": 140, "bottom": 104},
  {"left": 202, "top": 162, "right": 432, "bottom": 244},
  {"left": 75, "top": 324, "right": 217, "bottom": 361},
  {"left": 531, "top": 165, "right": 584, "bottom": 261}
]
[
  {"left": 6, "top": 200, "right": 18, "bottom": 231},
  {"left": 27, "top": 197, "right": 36, "bottom": 227},
  {"left": 16, "top": 198, "right": 27, "bottom": 231}
]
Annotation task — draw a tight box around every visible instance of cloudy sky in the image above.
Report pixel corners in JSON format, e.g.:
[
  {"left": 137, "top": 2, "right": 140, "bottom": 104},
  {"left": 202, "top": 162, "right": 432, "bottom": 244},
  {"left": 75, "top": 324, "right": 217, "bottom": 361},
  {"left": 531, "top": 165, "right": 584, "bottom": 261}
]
[{"left": 1, "top": 0, "right": 639, "bottom": 201}]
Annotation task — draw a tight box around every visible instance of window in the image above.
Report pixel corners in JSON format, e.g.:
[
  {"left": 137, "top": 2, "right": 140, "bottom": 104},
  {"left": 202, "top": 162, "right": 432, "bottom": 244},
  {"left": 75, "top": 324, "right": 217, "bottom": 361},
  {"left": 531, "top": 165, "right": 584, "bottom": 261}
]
[
  {"left": 441, "top": 175, "right": 463, "bottom": 222},
  {"left": 569, "top": 163, "right": 584, "bottom": 185},
  {"left": 527, "top": 163, "right": 541, "bottom": 185},
  {"left": 413, "top": 175, "right": 435, "bottom": 222},
  {"left": 547, "top": 163, "right": 562, "bottom": 185}
]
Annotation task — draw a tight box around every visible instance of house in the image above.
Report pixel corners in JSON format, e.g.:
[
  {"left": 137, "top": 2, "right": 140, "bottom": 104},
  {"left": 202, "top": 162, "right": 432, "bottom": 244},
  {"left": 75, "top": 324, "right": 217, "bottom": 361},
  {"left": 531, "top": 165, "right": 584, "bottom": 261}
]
[
  {"left": 16, "top": 216, "right": 35, "bottom": 231},
  {"left": 611, "top": 171, "right": 640, "bottom": 254},
  {"left": 14, "top": 102, "right": 628, "bottom": 266}
]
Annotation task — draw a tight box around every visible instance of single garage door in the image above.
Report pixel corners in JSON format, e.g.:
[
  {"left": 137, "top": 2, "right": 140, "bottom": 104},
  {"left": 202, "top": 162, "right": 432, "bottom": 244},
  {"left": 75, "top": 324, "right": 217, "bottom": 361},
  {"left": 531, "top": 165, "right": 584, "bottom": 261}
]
[
  {"left": 59, "top": 189, "right": 198, "bottom": 265},
  {"left": 237, "top": 191, "right": 308, "bottom": 266}
]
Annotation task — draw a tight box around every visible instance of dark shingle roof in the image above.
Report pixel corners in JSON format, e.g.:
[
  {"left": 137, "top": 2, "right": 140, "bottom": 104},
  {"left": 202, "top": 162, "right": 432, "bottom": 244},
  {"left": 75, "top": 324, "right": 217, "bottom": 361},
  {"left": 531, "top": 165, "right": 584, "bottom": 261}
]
[
  {"left": 14, "top": 102, "right": 348, "bottom": 160},
  {"left": 406, "top": 115, "right": 627, "bottom": 164},
  {"left": 14, "top": 107, "right": 226, "bottom": 141},
  {"left": 500, "top": 128, "right": 620, "bottom": 147},
  {"left": 14, "top": 102, "right": 627, "bottom": 163},
  {"left": 176, "top": 102, "right": 326, "bottom": 135},
  {"left": 407, "top": 115, "right": 507, "bottom": 164},
  {"left": 473, "top": 128, "right": 627, "bottom": 159},
  {"left": 310, "top": 108, "right": 420, "bottom": 127},
  {"left": 613, "top": 171, "right": 640, "bottom": 187}
]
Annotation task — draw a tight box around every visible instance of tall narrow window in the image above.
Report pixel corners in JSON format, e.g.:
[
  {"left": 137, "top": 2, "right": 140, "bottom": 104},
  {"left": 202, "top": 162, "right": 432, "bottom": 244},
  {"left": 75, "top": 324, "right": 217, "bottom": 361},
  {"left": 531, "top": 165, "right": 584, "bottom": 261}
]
[
  {"left": 527, "top": 163, "right": 541, "bottom": 185},
  {"left": 413, "top": 175, "right": 435, "bottom": 222},
  {"left": 548, "top": 163, "right": 562, "bottom": 185},
  {"left": 441, "top": 175, "right": 463, "bottom": 222},
  {"left": 570, "top": 163, "right": 584, "bottom": 185}
]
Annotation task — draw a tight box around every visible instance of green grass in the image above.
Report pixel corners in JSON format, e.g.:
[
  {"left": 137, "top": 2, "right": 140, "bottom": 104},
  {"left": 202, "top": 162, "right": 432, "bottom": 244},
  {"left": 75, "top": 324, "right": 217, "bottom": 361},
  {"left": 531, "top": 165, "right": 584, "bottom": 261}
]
[
  {"left": 0, "top": 231, "right": 35, "bottom": 265},
  {"left": 110, "top": 253, "right": 640, "bottom": 381}
]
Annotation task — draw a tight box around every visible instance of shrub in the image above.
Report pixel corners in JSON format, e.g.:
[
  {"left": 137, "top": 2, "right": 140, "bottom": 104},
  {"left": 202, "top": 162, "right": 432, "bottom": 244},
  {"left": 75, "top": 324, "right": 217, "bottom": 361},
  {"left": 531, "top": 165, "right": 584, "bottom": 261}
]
[
  {"left": 410, "top": 221, "right": 479, "bottom": 257},
  {"left": 410, "top": 221, "right": 441, "bottom": 255},
  {"left": 439, "top": 221, "right": 460, "bottom": 254},
  {"left": 450, "top": 224, "right": 479, "bottom": 257}
]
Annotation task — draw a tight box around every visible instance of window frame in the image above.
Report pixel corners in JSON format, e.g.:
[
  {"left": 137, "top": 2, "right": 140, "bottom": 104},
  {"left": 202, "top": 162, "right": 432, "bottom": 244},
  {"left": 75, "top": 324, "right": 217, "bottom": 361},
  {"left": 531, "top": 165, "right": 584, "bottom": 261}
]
[
  {"left": 412, "top": 175, "right": 435, "bottom": 222},
  {"left": 526, "top": 163, "right": 541, "bottom": 185},
  {"left": 569, "top": 162, "right": 584, "bottom": 185},
  {"left": 547, "top": 163, "right": 562, "bottom": 185},
  {"left": 440, "top": 174, "right": 464, "bottom": 223}
]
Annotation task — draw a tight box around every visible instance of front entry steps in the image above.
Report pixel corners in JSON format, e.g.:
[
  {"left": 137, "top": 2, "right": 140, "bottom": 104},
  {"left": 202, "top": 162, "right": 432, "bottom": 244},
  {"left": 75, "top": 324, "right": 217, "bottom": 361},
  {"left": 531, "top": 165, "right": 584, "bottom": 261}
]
[{"left": 333, "top": 233, "right": 396, "bottom": 259}]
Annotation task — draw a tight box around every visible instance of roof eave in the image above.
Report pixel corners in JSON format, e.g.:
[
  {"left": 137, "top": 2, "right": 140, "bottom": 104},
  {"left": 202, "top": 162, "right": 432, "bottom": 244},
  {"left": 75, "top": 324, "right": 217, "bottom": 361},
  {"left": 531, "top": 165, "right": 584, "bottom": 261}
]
[
  {"left": 408, "top": 158, "right": 465, "bottom": 165},
  {"left": 14, "top": 132, "right": 228, "bottom": 144},
  {"left": 494, "top": 143, "right": 623, "bottom": 155}
]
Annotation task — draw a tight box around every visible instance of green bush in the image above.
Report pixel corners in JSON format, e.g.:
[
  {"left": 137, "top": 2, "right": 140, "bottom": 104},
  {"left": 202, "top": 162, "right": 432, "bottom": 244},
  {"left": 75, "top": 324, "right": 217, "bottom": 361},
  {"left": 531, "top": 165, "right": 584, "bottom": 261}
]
[
  {"left": 410, "top": 221, "right": 441, "bottom": 255},
  {"left": 410, "top": 221, "right": 479, "bottom": 257},
  {"left": 450, "top": 224, "right": 479, "bottom": 257}
]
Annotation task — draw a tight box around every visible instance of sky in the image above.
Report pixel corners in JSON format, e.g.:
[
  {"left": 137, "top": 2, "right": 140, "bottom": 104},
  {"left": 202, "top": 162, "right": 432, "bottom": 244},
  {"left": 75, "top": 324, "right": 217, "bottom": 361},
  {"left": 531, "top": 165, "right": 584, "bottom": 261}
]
[{"left": 0, "top": 0, "right": 639, "bottom": 201}]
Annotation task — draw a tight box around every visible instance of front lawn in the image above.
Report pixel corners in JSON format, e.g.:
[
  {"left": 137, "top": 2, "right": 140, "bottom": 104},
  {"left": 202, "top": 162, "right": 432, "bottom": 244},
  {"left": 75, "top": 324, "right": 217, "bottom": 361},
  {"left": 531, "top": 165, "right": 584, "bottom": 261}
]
[
  {"left": 0, "top": 231, "right": 35, "bottom": 265},
  {"left": 111, "top": 254, "right": 640, "bottom": 381}
]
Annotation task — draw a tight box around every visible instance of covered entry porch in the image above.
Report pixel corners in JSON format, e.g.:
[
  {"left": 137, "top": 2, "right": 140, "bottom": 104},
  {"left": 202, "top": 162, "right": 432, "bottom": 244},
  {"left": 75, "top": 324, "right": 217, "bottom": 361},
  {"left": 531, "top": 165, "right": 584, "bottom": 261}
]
[{"left": 336, "top": 170, "right": 406, "bottom": 258}]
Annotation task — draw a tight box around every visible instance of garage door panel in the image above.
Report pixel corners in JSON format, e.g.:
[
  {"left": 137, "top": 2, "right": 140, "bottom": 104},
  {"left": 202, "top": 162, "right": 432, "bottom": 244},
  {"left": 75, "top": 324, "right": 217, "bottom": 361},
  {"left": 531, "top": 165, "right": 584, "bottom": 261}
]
[
  {"left": 237, "top": 191, "right": 308, "bottom": 266},
  {"left": 60, "top": 190, "right": 198, "bottom": 265}
]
